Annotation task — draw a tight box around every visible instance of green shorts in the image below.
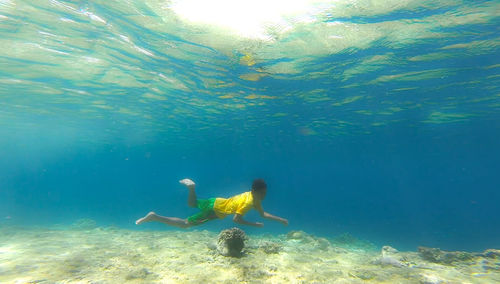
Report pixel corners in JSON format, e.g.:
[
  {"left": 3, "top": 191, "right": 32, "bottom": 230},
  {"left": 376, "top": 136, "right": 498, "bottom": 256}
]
[{"left": 187, "top": 198, "right": 218, "bottom": 225}]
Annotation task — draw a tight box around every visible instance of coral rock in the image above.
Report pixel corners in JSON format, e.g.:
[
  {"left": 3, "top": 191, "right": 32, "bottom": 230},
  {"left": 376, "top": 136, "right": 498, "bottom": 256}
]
[
  {"left": 482, "top": 249, "right": 500, "bottom": 258},
  {"left": 375, "top": 256, "right": 407, "bottom": 268},
  {"left": 260, "top": 241, "right": 282, "bottom": 254},
  {"left": 418, "top": 247, "right": 475, "bottom": 264},
  {"left": 286, "top": 230, "right": 309, "bottom": 241},
  {"left": 381, "top": 245, "right": 399, "bottom": 256},
  {"left": 216, "top": 227, "right": 247, "bottom": 257}
]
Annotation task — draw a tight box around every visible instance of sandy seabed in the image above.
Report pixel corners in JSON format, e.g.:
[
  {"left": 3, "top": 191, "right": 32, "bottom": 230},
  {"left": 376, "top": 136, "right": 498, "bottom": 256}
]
[{"left": 0, "top": 223, "right": 498, "bottom": 284}]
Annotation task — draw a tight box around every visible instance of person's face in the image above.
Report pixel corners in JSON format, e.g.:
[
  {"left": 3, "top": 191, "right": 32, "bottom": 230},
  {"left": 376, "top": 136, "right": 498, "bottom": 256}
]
[{"left": 256, "top": 188, "right": 267, "bottom": 201}]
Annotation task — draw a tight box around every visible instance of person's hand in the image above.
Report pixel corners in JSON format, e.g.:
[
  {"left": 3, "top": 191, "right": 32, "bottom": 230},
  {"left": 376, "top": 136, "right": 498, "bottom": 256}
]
[
  {"left": 281, "top": 219, "right": 289, "bottom": 226},
  {"left": 255, "top": 222, "right": 264, "bottom": 227}
]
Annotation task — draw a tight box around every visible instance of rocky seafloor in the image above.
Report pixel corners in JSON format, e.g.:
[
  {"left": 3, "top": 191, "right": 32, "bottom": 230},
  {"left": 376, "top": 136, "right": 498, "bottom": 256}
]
[{"left": 0, "top": 222, "right": 498, "bottom": 283}]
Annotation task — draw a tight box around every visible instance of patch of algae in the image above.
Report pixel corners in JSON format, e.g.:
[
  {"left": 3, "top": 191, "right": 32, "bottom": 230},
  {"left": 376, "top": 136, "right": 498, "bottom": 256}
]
[{"left": 0, "top": 226, "right": 499, "bottom": 283}]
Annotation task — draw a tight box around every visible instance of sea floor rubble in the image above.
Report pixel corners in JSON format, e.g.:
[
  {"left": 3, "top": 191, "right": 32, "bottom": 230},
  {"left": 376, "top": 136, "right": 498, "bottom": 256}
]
[{"left": 0, "top": 225, "right": 498, "bottom": 283}]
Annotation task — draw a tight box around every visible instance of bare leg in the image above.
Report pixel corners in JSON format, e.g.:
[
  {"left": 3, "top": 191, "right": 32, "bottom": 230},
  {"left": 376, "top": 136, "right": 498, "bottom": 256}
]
[
  {"left": 179, "top": 178, "right": 197, "bottom": 208},
  {"left": 135, "top": 212, "right": 192, "bottom": 228},
  {"left": 135, "top": 179, "right": 199, "bottom": 228}
]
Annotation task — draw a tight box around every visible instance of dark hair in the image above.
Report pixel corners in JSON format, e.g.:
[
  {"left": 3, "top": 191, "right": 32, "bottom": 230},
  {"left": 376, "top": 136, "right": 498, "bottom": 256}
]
[{"left": 251, "top": 179, "right": 267, "bottom": 192}]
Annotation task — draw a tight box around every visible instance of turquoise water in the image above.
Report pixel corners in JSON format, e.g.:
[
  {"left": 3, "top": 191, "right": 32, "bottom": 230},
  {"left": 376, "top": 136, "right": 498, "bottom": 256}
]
[{"left": 0, "top": 0, "right": 499, "bottom": 251}]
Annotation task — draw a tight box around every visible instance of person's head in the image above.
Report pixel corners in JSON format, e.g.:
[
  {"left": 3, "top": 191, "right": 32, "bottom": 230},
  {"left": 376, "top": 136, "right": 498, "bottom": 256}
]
[{"left": 251, "top": 178, "right": 267, "bottom": 201}]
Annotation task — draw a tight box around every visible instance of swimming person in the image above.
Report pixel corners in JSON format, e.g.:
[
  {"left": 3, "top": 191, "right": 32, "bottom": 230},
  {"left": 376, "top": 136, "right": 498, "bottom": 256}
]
[{"left": 135, "top": 178, "right": 288, "bottom": 228}]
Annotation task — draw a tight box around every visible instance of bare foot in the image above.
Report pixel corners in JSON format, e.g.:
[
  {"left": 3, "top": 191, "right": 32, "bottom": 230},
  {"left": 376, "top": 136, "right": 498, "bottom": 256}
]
[
  {"left": 179, "top": 178, "right": 195, "bottom": 190},
  {"left": 135, "top": 212, "right": 157, "bottom": 225}
]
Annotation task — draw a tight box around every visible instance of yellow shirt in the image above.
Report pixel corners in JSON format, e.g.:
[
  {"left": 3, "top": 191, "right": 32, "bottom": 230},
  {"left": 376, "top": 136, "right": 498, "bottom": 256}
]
[{"left": 213, "top": 191, "right": 254, "bottom": 218}]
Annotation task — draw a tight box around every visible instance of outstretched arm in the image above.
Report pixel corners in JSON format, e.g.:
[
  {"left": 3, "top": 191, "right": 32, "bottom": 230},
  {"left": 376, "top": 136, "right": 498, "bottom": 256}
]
[
  {"left": 255, "top": 202, "right": 288, "bottom": 226},
  {"left": 260, "top": 211, "right": 288, "bottom": 226},
  {"left": 233, "top": 214, "right": 263, "bottom": 227}
]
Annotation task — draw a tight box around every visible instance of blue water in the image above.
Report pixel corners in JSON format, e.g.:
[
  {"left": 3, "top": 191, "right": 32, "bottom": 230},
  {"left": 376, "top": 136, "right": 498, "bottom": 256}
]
[{"left": 0, "top": 0, "right": 499, "bottom": 252}]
